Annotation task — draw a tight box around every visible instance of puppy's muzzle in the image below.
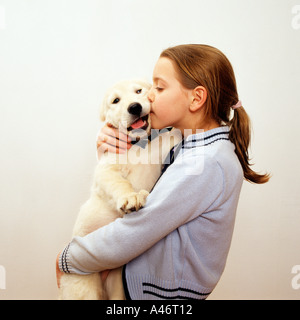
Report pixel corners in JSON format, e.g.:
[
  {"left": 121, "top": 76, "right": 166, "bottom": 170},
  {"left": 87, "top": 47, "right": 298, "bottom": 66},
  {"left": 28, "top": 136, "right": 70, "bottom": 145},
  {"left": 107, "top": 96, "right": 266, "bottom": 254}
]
[
  {"left": 128, "top": 103, "right": 142, "bottom": 116},
  {"left": 127, "top": 102, "right": 150, "bottom": 133}
]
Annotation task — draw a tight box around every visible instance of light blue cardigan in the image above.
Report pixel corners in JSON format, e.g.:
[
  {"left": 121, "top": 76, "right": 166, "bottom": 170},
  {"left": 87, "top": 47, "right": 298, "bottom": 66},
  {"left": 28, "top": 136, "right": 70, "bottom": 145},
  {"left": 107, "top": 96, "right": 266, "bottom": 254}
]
[{"left": 59, "top": 126, "right": 243, "bottom": 300}]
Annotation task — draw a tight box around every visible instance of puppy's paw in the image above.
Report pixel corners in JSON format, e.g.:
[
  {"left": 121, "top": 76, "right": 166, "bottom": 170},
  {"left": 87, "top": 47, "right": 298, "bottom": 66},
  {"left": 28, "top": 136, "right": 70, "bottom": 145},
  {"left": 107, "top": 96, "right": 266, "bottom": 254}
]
[{"left": 117, "top": 190, "right": 149, "bottom": 214}]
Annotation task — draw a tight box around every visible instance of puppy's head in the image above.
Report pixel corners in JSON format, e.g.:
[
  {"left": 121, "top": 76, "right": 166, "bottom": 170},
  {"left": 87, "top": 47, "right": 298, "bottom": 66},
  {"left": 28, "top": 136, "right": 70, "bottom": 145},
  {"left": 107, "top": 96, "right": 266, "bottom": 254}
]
[{"left": 100, "top": 79, "right": 152, "bottom": 140}]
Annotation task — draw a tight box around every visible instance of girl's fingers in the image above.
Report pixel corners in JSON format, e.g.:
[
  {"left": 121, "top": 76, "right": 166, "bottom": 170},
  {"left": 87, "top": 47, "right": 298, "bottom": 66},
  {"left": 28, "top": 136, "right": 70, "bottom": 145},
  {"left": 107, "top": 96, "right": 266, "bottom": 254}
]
[
  {"left": 97, "top": 124, "right": 131, "bottom": 149},
  {"left": 97, "top": 133, "right": 131, "bottom": 150},
  {"left": 56, "top": 252, "right": 63, "bottom": 288},
  {"left": 97, "top": 141, "right": 127, "bottom": 155},
  {"left": 97, "top": 134, "right": 131, "bottom": 152},
  {"left": 102, "top": 125, "right": 131, "bottom": 144},
  {"left": 96, "top": 125, "right": 132, "bottom": 157}
]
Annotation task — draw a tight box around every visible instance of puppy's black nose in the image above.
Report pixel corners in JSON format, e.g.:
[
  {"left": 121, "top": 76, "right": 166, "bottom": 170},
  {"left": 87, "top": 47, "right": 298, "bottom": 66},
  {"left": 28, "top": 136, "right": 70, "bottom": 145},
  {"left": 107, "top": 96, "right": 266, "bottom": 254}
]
[{"left": 128, "top": 103, "right": 142, "bottom": 116}]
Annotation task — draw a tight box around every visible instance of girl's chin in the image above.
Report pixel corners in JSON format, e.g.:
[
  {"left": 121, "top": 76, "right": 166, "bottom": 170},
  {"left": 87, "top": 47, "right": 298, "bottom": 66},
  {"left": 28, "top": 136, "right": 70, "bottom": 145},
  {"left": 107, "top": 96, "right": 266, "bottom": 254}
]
[
  {"left": 150, "top": 113, "right": 169, "bottom": 130},
  {"left": 149, "top": 113, "right": 157, "bottom": 127}
]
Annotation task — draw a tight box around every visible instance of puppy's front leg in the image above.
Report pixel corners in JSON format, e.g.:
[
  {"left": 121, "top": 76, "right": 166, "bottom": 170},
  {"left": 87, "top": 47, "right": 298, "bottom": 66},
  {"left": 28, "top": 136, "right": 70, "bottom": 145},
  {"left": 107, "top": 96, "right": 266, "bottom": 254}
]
[{"left": 94, "top": 164, "right": 149, "bottom": 214}]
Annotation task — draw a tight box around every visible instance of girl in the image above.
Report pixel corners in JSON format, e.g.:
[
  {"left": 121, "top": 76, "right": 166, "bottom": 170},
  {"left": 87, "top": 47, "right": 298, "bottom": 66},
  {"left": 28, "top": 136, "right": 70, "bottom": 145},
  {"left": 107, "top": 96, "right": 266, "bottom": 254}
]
[{"left": 57, "top": 44, "right": 269, "bottom": 300}]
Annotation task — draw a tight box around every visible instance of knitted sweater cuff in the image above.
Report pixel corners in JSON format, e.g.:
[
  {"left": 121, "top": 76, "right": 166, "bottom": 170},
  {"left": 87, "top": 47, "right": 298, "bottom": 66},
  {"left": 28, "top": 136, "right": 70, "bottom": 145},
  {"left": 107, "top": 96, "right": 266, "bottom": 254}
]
[{"left": 59, "top": 243, "right": 71, "bottom": 274}]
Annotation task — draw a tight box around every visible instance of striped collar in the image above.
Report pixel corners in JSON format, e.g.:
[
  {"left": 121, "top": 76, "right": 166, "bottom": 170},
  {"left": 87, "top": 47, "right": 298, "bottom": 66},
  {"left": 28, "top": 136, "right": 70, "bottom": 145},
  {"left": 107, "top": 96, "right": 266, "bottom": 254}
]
[
  {"left": 131, "top": 127, "right": 230, "bottom": 150},
  {"left": 183, "top": 126, "right": 230, "bottom": 149},
  {"left": 160, "top": 126, "right": 231, "bottom": 174}
]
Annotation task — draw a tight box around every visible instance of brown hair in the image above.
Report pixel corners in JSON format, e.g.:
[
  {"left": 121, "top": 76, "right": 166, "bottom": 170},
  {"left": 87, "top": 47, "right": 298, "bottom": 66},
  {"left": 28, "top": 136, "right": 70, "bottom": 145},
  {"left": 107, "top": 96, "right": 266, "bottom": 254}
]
[{"left": 160, "top": 44, "right": 270, "bottom": 184}]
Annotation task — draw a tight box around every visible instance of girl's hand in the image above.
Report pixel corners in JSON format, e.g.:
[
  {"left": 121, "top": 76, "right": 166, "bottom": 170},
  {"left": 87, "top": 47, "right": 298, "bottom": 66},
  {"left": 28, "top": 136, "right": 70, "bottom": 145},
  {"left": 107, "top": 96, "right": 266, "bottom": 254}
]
[
  {"left": 56, "top": 252, "right": 63, "bottom": 288},
  {"left": 97, "top": 124, "right": 132, "bottom": 157}
]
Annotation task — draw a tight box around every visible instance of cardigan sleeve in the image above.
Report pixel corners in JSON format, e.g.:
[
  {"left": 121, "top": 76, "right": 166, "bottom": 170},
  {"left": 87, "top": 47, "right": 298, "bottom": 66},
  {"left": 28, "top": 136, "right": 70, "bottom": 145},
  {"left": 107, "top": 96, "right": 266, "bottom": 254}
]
[{"left": 59, "top": 152, "right": 224, "bottom": 275}]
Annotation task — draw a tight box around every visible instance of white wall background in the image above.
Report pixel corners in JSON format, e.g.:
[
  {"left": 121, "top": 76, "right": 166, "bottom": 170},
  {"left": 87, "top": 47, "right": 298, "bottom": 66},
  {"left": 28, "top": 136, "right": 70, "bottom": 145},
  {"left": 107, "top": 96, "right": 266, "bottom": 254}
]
[{"left": 0, "top": 0, "right": 299, "bottom": 300}]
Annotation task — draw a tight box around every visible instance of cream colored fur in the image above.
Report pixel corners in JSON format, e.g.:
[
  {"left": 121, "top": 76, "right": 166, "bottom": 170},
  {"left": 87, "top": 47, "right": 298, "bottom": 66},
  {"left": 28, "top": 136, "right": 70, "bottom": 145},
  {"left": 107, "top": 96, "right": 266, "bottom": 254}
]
[{"left": 58, "top": 80, "right": 181, "bottom": 300}]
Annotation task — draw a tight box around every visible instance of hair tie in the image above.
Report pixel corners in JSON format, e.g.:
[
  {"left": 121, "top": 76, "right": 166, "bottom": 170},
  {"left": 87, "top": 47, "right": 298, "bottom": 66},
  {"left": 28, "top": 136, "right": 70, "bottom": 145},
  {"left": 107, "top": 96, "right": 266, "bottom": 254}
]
[{"left": 232, "top": 100, "right": 242, "bottom": 110}]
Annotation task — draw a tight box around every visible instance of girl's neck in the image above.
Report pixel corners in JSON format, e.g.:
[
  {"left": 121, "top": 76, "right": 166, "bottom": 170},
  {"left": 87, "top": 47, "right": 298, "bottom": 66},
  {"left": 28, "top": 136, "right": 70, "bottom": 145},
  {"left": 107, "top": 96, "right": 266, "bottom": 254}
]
[
  {"left": 202, "top": 120, "right": 220, "bottom": 132},
  {"left": 188, "top": 119, "right": 220, "bottom": 135}
]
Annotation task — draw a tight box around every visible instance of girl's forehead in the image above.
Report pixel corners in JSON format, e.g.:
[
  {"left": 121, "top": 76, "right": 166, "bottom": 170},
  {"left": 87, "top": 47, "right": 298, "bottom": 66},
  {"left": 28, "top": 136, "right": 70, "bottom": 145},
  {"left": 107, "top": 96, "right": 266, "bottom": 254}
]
[{"left": 153, "top": 57, "right": 177, "bottom": 81}]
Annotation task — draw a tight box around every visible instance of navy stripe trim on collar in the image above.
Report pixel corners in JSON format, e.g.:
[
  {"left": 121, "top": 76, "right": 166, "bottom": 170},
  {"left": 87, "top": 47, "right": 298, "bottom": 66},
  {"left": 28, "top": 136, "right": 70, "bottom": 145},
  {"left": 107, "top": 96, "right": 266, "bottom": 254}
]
[{"left": 184, "top": 130, "right": 230, "bottom": 148}]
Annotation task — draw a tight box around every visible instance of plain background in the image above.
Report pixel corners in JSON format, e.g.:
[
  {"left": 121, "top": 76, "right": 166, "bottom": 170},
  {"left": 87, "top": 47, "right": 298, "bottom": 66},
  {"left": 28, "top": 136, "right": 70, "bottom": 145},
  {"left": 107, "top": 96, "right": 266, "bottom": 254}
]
[{"left": 0, "top": 0, "right": 299, "bottom": 300}]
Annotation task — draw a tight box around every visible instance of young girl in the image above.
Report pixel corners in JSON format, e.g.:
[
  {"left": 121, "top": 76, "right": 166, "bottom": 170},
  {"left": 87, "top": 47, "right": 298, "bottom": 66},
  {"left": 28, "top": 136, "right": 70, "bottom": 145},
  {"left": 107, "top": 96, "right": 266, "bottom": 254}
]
[{"left": 57, "top": 44, "right": 269, "bottom": 300}]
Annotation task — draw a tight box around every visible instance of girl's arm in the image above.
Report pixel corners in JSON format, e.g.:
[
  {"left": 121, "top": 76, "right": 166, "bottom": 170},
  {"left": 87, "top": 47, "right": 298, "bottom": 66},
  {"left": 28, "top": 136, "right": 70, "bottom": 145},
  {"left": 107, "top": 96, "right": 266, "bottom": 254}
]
[{"left": 58, "top": 153, "right": 224, "bottom": 275}]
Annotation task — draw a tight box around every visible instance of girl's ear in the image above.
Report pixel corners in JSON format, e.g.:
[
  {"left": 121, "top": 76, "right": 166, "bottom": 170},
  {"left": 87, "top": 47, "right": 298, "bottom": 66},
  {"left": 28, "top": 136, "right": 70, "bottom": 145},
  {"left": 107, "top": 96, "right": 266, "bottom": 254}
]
[{"left": 189, "top": 86, "right": 207, "bottom": 112}]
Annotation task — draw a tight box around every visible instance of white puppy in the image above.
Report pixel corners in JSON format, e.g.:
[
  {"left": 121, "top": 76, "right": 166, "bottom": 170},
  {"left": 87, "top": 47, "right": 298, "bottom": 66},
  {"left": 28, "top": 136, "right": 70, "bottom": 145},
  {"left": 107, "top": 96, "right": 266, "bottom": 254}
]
[{"left": 59, "top": 79, "right": 181, "bottom": 300}]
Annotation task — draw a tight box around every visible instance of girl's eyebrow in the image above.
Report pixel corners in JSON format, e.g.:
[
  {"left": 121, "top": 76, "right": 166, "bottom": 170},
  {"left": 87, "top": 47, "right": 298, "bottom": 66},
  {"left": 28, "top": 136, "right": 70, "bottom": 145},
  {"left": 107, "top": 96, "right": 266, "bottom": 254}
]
[{"left": 153, "top": 76, "right": 167, "bottom": 83}]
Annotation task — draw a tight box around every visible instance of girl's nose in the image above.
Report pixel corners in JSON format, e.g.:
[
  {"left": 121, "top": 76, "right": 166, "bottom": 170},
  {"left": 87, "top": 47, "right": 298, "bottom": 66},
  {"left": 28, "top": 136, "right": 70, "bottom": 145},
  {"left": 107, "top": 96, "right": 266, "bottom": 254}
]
[{"left": 147, "top": 87, "right": 154, "bottom": 103}]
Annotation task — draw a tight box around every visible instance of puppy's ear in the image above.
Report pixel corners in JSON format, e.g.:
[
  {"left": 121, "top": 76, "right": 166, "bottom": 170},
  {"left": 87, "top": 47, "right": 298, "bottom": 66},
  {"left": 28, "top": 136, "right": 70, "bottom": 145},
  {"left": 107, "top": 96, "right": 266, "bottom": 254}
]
[
  {"left": 137, "top": 79, "right": 152, "bottom": 90},
  {"left": 99, "top": 96, "right": 107, "bottom": 122},
  {"left": 144, "top": 81, "right": 152, "bottom": 90}
]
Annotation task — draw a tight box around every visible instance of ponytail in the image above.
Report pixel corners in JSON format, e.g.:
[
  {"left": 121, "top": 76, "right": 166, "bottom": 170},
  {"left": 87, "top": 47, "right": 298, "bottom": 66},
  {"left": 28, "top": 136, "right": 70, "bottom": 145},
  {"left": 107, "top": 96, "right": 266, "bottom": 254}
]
[{"left": 229, "top": 106, "right": 270, "bottom": 184}]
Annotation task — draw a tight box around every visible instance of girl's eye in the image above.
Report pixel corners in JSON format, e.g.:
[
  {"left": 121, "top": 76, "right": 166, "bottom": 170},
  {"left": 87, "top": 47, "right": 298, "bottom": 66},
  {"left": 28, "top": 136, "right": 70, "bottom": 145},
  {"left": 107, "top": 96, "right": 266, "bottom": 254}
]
[
  {"left": 112, "top": 98, "right": 120, "bottom": 104},
  {"left": 136, "top": 89, "right": 142, "bottom": 94},
  {"left": 156, "top": 87, "right": 164, "bottom": 91}
]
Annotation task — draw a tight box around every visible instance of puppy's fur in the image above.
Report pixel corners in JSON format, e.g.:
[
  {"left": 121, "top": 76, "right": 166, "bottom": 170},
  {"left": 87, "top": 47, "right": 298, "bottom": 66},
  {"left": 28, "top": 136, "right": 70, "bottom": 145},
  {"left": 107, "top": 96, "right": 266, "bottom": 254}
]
[{"left": 59, "top": 80, "right": 180, "bottom": 300}]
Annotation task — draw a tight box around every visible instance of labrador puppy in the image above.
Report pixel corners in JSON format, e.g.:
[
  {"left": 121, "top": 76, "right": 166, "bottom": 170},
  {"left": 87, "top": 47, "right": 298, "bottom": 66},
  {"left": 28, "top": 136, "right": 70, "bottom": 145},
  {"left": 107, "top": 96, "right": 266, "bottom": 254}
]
[{"left": 59, "top": 80, "right": 181, "bottom": 300}]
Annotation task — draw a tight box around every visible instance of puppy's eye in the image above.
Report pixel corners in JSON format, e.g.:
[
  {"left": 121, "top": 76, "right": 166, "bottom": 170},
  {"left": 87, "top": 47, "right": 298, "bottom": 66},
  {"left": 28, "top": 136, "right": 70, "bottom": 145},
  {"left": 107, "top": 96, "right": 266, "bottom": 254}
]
[
  {"left": 136, "top": 89, "right": 142, "bottom": 94},
  {"left": 112, "top": 98, "right": 120, "bottom": 104}
]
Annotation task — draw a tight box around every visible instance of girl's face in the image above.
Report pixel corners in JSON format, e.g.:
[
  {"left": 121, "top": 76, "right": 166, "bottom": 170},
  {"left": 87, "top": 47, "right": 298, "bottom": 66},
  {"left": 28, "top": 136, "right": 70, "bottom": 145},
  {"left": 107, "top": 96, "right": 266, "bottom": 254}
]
[{"left": 148, "top": 57, "right": 193, "bottom": 132}]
